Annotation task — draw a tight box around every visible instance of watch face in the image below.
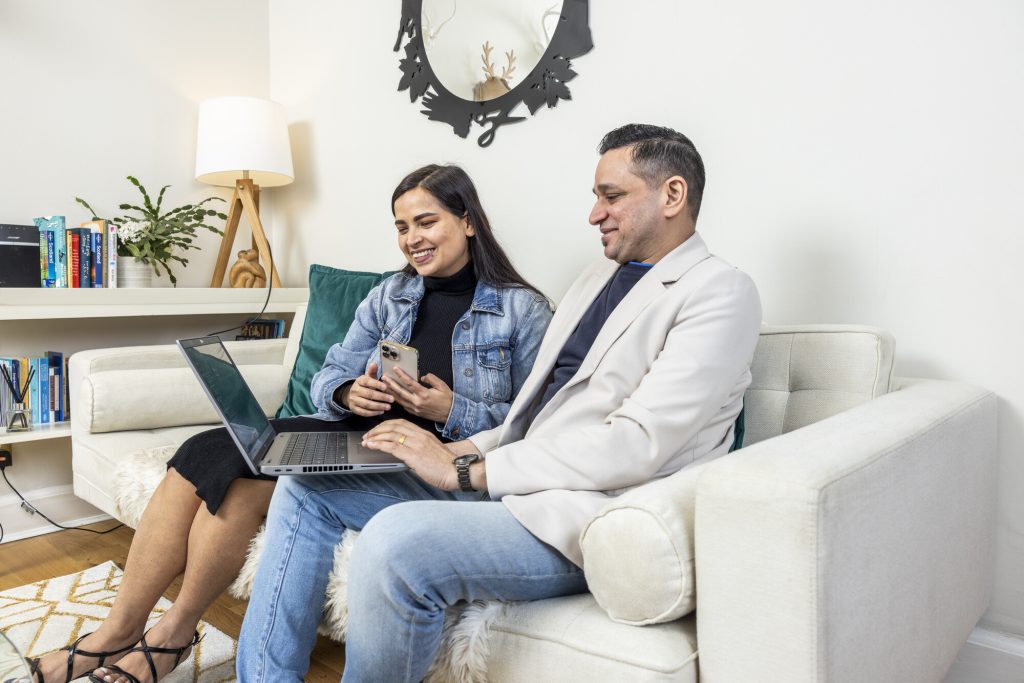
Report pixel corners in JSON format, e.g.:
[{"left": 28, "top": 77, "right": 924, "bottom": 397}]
[{"left": 454, "top": 453, "right": 480, "bottom": 466}]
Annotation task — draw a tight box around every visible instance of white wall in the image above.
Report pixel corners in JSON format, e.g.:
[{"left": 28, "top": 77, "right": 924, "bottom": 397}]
[
  {"left": 267, "top": 0, "right": 1024, "bottom": 636},
  {"left": 0, "top": 0, "right": 270, "bottom": 288}
]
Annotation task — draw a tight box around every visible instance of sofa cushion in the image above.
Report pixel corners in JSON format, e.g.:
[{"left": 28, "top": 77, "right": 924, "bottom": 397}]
[
  {"left": 743, "top": 325, "right": 895, "bottom": 446},
  {"left": 82, "top": 365, "right": 288, "bottom": 433},
  {"left": 580, "top": 465, "right": 702, "bottom": 625},
  {"left": 276, "top": 265, "right": 386, "bottom": 418}
]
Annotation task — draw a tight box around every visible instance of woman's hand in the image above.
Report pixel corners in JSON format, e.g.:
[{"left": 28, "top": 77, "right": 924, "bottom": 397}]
[
  {"left": 362, "top": 419, "right": 479, "bottom": 491},
  {"left": 381, "top": 367, "right": 454, "bottom": 423},
  {"left": 340, "top": 362, "right": 394, "bottom": 417}
]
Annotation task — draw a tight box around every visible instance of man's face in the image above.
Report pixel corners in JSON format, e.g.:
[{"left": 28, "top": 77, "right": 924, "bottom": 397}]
[{"left": 589, "top": 146, "right": 666, "bottom": 265}]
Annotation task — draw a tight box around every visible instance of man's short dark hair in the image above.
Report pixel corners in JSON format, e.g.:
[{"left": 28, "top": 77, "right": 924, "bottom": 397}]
[{"left": 599, "top": 124, "right": 705, "bottom": 222}]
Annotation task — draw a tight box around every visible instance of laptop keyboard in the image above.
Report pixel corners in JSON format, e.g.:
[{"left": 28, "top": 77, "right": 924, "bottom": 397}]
[{"left": 280, "top": 432, "right": 349, "bottom": 465}]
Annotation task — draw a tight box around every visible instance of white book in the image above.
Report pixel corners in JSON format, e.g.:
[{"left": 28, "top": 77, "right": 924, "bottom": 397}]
[{"left": 107, "top": 223, "right": 118, "bottom": 288}]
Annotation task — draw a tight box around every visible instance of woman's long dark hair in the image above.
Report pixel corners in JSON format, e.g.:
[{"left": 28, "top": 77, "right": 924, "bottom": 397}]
[{"left": 391, "top": 164, "right": 545, "bottom": 298}]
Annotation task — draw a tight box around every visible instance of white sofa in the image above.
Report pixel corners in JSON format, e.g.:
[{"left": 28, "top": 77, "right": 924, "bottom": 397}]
[{"left": 69, "top": 305, "right": 997, "bottom": 682}]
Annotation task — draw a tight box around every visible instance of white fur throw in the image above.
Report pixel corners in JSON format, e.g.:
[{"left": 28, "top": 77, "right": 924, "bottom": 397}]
[{"left": 115, "top": 446, "right": 503, "bottom": 682}]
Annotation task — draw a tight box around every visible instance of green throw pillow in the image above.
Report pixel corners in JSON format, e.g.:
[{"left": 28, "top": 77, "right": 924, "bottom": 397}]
[{"left": 276, "top": 264, "right": 387, "bottom": 418}]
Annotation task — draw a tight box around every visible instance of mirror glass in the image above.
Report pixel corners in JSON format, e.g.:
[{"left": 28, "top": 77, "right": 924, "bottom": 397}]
[{"left": 421, "top": 0, "right": 565, "bottom": 101}]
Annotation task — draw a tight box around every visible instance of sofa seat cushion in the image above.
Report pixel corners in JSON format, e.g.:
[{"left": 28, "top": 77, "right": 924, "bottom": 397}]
[
  {"left": 71, "top": 425, "right": 216, "bottom": 522},
  {"left": 483, "top": 595, "right": 698, "bottom": 682},
  {"left": 277, "top": 265, "right": 387, "bottom": 418}
]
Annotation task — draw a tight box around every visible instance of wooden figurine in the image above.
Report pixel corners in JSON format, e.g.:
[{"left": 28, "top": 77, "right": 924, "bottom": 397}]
[{"left": 229, "top": 248, "right": 267, "bottom": 288}]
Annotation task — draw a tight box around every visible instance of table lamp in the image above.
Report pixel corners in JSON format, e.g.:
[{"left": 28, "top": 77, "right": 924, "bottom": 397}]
[{"left": 195, "top": 96, "right": 294, "bottom": 288}]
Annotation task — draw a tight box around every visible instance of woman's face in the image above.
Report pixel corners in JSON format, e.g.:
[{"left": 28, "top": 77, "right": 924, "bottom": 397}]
[{"left": 393, "top": 187, "right": 475, "bottom": 278}]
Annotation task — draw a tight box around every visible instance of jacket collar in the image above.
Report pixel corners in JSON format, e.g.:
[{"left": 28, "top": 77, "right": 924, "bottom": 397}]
[{"left": 388, "top": 272, "right": 505, "bottom": 315}]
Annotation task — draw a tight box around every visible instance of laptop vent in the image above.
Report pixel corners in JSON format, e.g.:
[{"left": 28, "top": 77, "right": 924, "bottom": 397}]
[{"left": 304, "top": 465, "right": 354, "bottom": 473}]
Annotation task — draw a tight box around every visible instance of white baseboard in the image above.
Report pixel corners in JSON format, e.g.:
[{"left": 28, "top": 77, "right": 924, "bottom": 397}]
[
  {"left": 0, "top": 484, "right": 111, "bottom": 543},
  {"left": 944, "top": 626, "right": 1024, "bottom": 682}
]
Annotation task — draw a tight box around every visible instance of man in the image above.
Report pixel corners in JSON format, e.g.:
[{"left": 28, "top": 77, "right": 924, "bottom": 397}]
[{"left": 236, "top": 124, "right": 762, "bottom": 682}]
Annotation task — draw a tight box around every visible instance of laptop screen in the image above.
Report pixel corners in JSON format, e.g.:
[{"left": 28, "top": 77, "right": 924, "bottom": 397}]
[{"left": 178, "top": 337, "right": 276, "bottom": 465}]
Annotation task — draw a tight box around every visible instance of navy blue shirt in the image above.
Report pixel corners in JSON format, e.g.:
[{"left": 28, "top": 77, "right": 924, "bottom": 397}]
[{"left": 529, "top": 261, "right": 653, "bottom": 423}]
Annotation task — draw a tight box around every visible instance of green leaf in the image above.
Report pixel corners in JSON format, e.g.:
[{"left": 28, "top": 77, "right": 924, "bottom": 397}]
[{"left": 155, "top": 185, "right": 171, "bottom": 213}]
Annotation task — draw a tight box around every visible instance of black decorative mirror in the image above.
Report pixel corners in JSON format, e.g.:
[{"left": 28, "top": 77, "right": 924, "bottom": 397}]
[{"left": 395, "top": 0, "right": 593, "bottom": 147}]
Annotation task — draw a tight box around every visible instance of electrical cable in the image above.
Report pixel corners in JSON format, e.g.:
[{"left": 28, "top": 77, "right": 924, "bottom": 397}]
[
  {"left": 1, "top": 469, "right": 123, "bottom": 536},
  {"left": 205, "top": 236, "right": 277, "bottom": 338}
]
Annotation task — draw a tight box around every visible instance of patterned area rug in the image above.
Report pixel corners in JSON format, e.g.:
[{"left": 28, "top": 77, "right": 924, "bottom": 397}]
[{"left": 0, "top": 561, "right": 237, "bottom": 682}]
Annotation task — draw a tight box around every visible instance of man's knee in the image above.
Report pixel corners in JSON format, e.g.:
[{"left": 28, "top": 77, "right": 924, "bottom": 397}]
[{"left": 350, "top": 503, "right": 441, "bottom": 586}]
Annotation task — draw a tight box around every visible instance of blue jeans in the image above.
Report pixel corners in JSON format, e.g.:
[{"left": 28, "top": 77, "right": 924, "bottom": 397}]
[{"left": 236, "top": 472, "right": 588, "bottom": 683}]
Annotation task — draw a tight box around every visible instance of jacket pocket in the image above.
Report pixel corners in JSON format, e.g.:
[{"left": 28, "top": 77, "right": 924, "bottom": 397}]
[{"left": 476, "top": 342, "right": 512, "bottom": 403}]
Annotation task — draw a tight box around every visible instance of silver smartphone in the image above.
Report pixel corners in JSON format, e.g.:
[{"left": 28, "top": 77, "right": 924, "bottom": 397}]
[{"left": 379, "top": 340, "right": 419, "bottom": 383}]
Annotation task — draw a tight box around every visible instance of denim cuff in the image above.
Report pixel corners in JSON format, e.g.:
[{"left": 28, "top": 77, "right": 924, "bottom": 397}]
[
  {"left": 320, "top": 379, "right": 356, "bottom": 420},
  {"left": 441, "top": 392, "right": 475, "bottom": 440}
]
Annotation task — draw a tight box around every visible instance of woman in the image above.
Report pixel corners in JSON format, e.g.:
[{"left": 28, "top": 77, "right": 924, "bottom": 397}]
[{"left": 31, "top": 164, "right": 551, "bottom": 683}]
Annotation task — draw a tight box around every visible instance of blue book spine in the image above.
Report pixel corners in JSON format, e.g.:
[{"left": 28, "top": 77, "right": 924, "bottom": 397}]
[
  {"left": 55, "top": 220, "right": 67, "bottom": 287},
  {"left": 77, "top": 228, "right": 92, "bottom": 288},
  {"left": 45, "top": 229, "right": 56, "bottom": 285},
  {"left": 39, "top": 358, "right": 49, "bottom": 424},
  {"left": 91, "top": 232, "right": 103, "bottom": 287},
  {"left": 32, "top": 358, "right": 40, "bottom": 423}
]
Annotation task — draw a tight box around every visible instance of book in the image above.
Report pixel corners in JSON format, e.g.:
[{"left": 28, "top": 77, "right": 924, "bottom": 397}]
[
  {"left": 33, "top": 216, "right": 64, "bottom": 286},
  {"left": 68, "top": 230, "right": 80, "bottom": 287},
  {"left": 91, "top": 231, "right": 102, "bottom": 287},
  {"left": 36, "top": 357, "right": 49, "bottom": 424},
  {"left": 76, "top": 227, "right": 92, "bottom": 288},
  {"left": 80, "top": 220, "right": 106, "bottom": 287},
  {"left": 38, "top": 227, "right": 47, "bottom": 286},
  {"left": 107, "top": 223, "right": 118, "bottom": 288},
  {"left": 45, "top": 351, "right": 64, "bottom": 422},
  {"left": 237, "top": 319, "right": 287, "bottom": 340}
]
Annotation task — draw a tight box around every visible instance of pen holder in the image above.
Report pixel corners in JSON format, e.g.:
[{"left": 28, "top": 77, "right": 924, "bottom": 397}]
[{"left": 5, "top": 402, "right": 30, "bottom": 431}]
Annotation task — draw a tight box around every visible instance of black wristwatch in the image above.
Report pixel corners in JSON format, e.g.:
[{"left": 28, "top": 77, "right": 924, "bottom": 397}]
[{"left": 453, "top": 453, "right": 481, "bottom": 492}]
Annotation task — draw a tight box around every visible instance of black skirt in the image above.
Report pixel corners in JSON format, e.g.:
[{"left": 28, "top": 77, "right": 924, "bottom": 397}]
[{"left": 167, "top": 415, "right": 380, "bottom": 515}]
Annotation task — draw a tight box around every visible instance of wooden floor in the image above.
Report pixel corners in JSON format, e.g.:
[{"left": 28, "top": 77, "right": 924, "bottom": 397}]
[{"left": 0, "top": 521, "right": 345, "bottom": 682}]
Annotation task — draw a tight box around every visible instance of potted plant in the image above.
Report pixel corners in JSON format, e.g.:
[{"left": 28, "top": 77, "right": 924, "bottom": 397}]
[{"left": 76, "top": 176, "right": 226, "bottom": 286}]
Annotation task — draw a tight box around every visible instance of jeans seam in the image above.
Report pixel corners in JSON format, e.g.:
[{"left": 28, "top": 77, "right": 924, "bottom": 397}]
[{"left": 252, "top": 487, "right": 320, "bottom": 683}]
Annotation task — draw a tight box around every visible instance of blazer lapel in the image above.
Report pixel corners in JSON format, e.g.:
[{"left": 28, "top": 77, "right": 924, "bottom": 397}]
[
  {"left": 501, "top": 259, "right": 618, "bottom": 439},
  {"left": 530, "top": 233, "right": 713, "bottom": 425}
]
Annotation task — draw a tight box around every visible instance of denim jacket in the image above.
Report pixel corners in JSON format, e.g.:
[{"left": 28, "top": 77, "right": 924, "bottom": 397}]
[{"left": 310, "top": 272, "right": 553, "bottom": 440}]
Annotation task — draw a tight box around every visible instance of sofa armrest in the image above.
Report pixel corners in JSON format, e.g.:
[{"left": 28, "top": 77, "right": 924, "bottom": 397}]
[
  {"left": 70, "top": 338, "right": 289, "bottom": 434},
  {"left": 694, "top": 379, "right": 997, "bottom": 682}
]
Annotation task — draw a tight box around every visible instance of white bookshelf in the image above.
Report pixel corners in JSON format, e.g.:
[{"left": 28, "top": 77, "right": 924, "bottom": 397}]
[
  {"left": 0, "top": 422, "right": 71, "bottom": 445},
  {"left": 0, "top": 287, "right": 309, "bottom": 320},
  {"left": 0, "top": 285, "right": 309, "bottom": 542}
]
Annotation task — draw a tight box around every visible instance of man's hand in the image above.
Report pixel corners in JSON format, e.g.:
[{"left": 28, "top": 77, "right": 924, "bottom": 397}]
[
  {"left": 381, "top": 367, "right": 454, "bottom": 423},
  {"left": 340, "top": 362, "right": 393, "bottom": 417},
  {"left": 362, "top": 419, "right": 483, "bottom": 491}
]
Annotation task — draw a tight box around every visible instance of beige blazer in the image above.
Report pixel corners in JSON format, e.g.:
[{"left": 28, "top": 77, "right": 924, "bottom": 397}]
[{"left": 469, "top": 233, "right": 762, "bottom": 566}]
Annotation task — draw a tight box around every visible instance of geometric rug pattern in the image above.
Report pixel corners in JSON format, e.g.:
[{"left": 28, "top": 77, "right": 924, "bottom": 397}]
[{"left": 0, "top": 561, "right": 237, "bottom": 682}]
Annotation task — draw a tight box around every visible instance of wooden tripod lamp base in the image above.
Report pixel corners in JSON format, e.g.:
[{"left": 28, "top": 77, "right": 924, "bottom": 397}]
[{"left": 209, "top": 178, "right": 282, "bottom": 288}]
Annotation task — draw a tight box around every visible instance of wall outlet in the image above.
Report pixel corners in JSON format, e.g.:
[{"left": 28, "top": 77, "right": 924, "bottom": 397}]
[{"left": 0, "top": 449, "right": 11, "bottom": 469}]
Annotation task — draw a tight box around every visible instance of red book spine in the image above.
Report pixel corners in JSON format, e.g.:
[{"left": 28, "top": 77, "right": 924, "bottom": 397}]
[{"left": 69, "top": 232, "right": 81, "bottom": 287}]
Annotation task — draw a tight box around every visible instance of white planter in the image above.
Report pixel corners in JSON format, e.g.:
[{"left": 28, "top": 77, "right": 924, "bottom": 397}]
[{"left": 116, "top": 258, "right": 153, "bottom": 288}]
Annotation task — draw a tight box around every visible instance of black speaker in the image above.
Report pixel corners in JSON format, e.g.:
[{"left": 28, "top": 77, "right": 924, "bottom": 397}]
[{"left": 0, "top": 224, "right": 42, "bottom": 287}]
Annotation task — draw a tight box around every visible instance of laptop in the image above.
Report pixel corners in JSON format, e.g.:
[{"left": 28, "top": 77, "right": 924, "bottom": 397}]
[{"left": 177, "top": 336, "right": 407, "bottom": 476}]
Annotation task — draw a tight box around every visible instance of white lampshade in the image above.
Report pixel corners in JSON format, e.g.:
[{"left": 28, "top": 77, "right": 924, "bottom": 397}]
[{"left": 194, "top": 96, "right": 294, "bottom": 188}]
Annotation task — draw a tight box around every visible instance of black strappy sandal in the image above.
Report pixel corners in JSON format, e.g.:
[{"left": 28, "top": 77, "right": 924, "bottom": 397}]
[
  {"left": 27, "top": 655, "right": 43, "bottom": 683},
  {"left": 87, "top": 630, "right": 202, "bottom": 683},
  {"left": 27, "top": 633, "right": 135, "bottom": 683}
]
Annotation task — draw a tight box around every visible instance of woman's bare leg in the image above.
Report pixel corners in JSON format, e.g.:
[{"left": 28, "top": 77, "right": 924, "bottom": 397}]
[
  {"left": 33, "top": 468, "right": 201, "bottom": 682},
  {"left": 93, "top": 477, "right": 276, "bottom": 683}
]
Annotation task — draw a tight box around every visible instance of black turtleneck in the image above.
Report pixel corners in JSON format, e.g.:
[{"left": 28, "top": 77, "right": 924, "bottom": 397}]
[{"left": 409, "top": 260, "right": 477, "bottom": 393}]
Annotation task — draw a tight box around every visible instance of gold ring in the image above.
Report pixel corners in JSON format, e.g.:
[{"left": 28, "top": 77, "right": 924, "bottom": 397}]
[{"left": 398, "top": 435, "right": 406, "bottom": 445}]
